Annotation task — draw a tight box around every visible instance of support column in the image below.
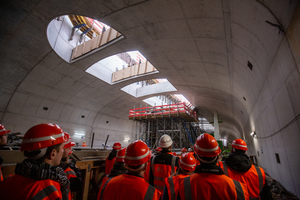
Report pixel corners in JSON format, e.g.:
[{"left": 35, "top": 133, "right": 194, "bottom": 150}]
[{"left": 214, "top": 111, "right": 220, "bottom": 140}]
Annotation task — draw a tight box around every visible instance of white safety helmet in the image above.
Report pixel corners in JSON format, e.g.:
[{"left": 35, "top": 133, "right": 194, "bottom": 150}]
[
  {"left": 159, "top": 134, "right": 173, "bottom": 148},
  {"left": 188, "top": 148, "right": 192, "bottom": 152}
]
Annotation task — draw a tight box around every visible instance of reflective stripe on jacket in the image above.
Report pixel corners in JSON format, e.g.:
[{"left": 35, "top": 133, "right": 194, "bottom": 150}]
[
  {"left": 64, "top": 167, "right": 77, "bottom": 200},
  {"left": 164, "top": 174, "right": 189, "bottom": 200},
  {"left": 65, "top": 167, "right": 77, "bottom": 180},
  {"left": 105, "top": 156, "right": 116, "bottom": 175},
  {"left": 178, "top": 173, "right": 249, "bottom": 200},
  {"left": 149, "top": 152, "right": 178, "bottom": 193},
  {"left": 0, "top": 174, "right": 62, "bottom": 200},
  {"left": 220, "top": 161, "right": 265, "bottom": 200},
  {"left": 98, "top": 174, "right": 162, "bottom": 200}
]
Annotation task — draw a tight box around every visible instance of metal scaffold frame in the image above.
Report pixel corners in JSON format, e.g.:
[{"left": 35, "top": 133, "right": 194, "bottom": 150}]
[{"left": 134, "top": 117, "right": 204, "bottom": 151}]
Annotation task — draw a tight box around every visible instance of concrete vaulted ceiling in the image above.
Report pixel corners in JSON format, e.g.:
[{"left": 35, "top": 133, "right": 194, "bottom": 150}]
[{"left": 0, "top": 0, "right": 298, "bottom": 140}]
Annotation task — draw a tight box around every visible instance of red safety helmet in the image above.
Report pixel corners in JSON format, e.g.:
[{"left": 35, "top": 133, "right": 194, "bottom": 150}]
[
  {"left": 63, "top": 132, "right": 71, "bottom": 149},
  {"left": 113, "top": 142, "right": 122, "bottom": 150},
  {"left": 172, "top": 152, "right": 177, "bottom": 156},
  {"left": 194, "top": 133, "right": 221, "bottom": 157},
  {"left": 0, "top": 124, "right": 11, "bottom": 136},
  {"left": 155, "top": 147, "right": 162, "bottom": 152},
  {"left": 64, "top": 140, "right": 76, "bottom": 149},
  {"left": 20, "top": 123, "right": 68, "bottom": 151},
  {"left": 179, "top": 153, "right": 196, "bottom": 171},
  {"left": 231, "top": 139, "right": 248, "bottom": 151},
  {"left": 116, "top": 148, "right": 126, "bottom": 162},
  {"left": 181, "top": 147, "right": 187, "bottom": 153},
  {"left": 125, "top": 140, "right": 150, "bottom": 166},
  {"left": 68, "top": 142, "right": 76, "bottom": 155}
]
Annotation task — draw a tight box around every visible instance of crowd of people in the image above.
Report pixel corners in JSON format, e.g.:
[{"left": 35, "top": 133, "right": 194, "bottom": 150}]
[{"left": 0, "top": 123, "right": 272, "bottom": 199}]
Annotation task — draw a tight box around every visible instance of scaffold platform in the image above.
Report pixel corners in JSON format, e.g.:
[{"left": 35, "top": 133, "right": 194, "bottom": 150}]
[{"left": 129, "top": 103, "right": 198, "bottom": 122}]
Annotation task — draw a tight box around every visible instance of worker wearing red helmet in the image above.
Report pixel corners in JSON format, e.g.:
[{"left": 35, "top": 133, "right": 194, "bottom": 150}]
[
  {"left": 105, "top": 142, "right": 122, "bottom": 175},
  {"left": 219, "top": 138, "right": 272, "bottom": 199},
  {"left": 0, "top": 124, "right": 10, "bottom": 182},
  {"left": 98, "top": 140, "right": 162, "bottom": 200},
  {"left": 177, "top": 133, "right": 249, "bottom": 200},
  {"left": 0, "top": 123, "right": 70, "bottom": 200},
  {"left": 60, "top": 133, "right": 82, "bottom": 199},
  {"left": 146, "top": 134, "right": 179, "bottom": 193},
  {"left": 181, "top": 147, "right": 187, "bottom": 153},
  {"left": 100, "top": 148, "right": 127, "bottom": 188},
  {"left": 163, "top": 152, "right": 196, "bottom": 200}
]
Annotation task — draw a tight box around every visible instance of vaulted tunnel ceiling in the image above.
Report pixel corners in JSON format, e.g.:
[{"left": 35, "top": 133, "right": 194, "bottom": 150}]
[{"left": 0, "top": 0, "right": 298, "bottom": 140}]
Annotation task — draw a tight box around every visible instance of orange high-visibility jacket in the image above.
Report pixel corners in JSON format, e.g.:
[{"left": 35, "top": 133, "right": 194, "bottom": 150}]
[
  {"left": 0, "top": 166, "right": 3, "bottom": 182},
  {"left": 0, "top": 174, "right": 62, "bottom": 200},
  {"left": 65, "top": 167, "right": 77, "bottom": 180},
  {"left": 178, "top": 173, "right": 249, "bottom": 200},
  {"left": 149, "top": 152, "right": 178, "bottom": 193},
  {"left": 105, "top": 156, "right": 116, "bottom": 175},
  {"left": 64, "top": 167, "right": 77, "bottom": 200},
  {"left": 164, "top": 174, "right": 189, "bottom": 200},
  {"left": 98, "top": 173, "right": 162, "bottom": 200},
  {"left": 219, "top": 161, "right": 265, "bottom": 200}
]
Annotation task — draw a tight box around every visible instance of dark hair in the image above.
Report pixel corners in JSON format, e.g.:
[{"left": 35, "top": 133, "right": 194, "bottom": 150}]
[
  {"left": 127, "top": 164, "right": 143, "bottom": 170},
  {"left": 234, "top": 149, "right": 246, "bottom": 154}
]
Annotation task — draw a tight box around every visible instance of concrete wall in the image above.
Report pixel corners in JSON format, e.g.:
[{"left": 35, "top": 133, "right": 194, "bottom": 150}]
[
  {"left": 245, "top": 5, "right": 300, "bottom": 197},
  {"left": 47, "top": 16, "right": 80, "bottom": 63}
]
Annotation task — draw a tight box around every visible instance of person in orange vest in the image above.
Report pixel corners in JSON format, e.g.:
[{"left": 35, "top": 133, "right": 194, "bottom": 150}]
[
  {"left": 60, "top": 133, "right": 82, "bottom": 199},
  {"left": 178, "top": 147, "right": 187, "bottom": 160},
  {"left": 163, "top": 152, "right": 196, "bottom": 200},
  {"left": 177, "top": 133, "right": 249, "bottom": 200},
  {"left": 98, "top": 140, "right": 162, "bottom": 200},
  {"left": 0, "top": 124, "right": 10, "bottom": 182},
  {"left": 219, "top": 139, "right": 272, "bottom": 199},
  {"left": 0, "top": 123, "right": 70, "bottom": 200},
  {"left": 104, "top": 142, "right": 122, "bottom": 175},
  {"left": 146, "top": 134, "right": 179, "bottom": 193},
  {"left": 181, "top": 147, "right": 187, "bottom": 154},
  {"left": 100, "top": 147, "right": 127, "bottom": 187},
  {"left": 82, "top": 141, "right": 87, "bottom": 147}
]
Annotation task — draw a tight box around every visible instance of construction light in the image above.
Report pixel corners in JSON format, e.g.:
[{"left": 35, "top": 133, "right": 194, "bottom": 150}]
[{"left": 74, "top": 132, "right": 85, "bottom": 136}]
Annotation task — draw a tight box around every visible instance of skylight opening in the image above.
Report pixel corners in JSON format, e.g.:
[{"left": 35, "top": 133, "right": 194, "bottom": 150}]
[
  {"left": 47, "top": 15, "right": 123, "bottom": 63},
  {"left": 143, "top": 93, "right": 194, "bottom": 110},
  {"left": 86, "top": 51, "right": 158, "bottom": 85}
]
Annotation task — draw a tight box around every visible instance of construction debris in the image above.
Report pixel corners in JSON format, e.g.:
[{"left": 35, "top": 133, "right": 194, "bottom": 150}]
[{"left": 266, "top": 174, "right": 299, "bottom": 200}]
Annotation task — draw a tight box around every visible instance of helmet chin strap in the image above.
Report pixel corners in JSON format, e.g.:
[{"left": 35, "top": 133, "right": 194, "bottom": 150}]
[
  {"left": 27, "top": 148, "right": 47, "bottom": 160},
  {"left": 195, "top": 153, "right": 217, "bottom": 164}
]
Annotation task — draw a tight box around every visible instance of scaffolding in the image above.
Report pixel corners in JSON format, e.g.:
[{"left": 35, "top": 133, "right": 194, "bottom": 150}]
[{"left": 130, "top": 103, "right": 203, "bottom": 150}]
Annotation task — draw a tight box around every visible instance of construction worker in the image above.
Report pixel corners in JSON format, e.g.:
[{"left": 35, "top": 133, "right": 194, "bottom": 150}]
[
  {"left": 98, "top": 140, "right": 162, "bottom": 200},
  {"left": 82, "top": 141, "right": 87, "bottom": 147},
  {"left": 163, "top": 152, "right": 196, "bottom": 200},
  {"left": 181, "top": 147, "right": 187, "bottom": 153},
  {"left": 0, "top": 124, "right": 10, "bottom": 182},
  {"left": 104, "top": 142, "right": 122, "bottom": 175},
  {"left": 60, "top": 133, "right": 82, "bottom": 199},
  {"left": 0, "top": 123, "right": 70, "bottom": 200},
  {"left": 147, "top": 134, "right": 179, "bottom": 193},
  {"left": 100, "top": 147, "right": 127, "bottom": 187},
  {"left": 177, "top": 133, "right": 249, "bottom": 200},
  {"left": 219, "top": 139, "right": 272, "bottom": 199}
]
